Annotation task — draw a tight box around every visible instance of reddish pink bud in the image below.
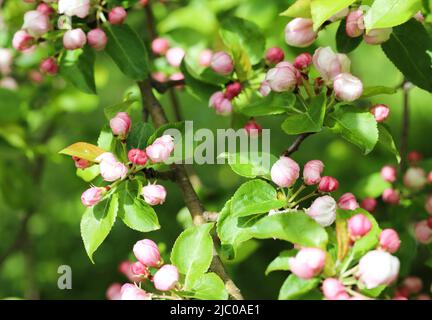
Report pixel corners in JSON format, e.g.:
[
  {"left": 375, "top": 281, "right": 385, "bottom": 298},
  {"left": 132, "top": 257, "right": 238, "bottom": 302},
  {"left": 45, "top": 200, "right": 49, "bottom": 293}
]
[
  {"left": 364, "top": 28, "right": 392, "bottom": 45},
  {"left": 370, "top": 104, "right": 390, "bottom": 122},
  {"left": 166, "top": 47, "right": 185, "bottom": 67},
  {"left": 382, "top": 188, "right": 400, "bottom": 205},
  {"left": 265, "top": 47, "right": 285, "bottom": 65},
  {"left": 358, "top": 250, "right": 400, "bottom": 289},
  {"left": 284, "top": 18, "right": 317, "bottom": 48},
  {"left": 346, "top": 10, "right": 364, "bottom": 38},
  {"left": 87, "top": 28, "right": 108, "bottom": 51},
  {"left": 12, "top": 30, "right": 34, "bottom": 51},
  {"left": 198, "top": 49, "right": 213, "bottom": 67},
  {"left": 265, "top": 62, "right": 299, "bottom": 92},
  {"left": 244, "top": 120, "right": 262, "bottom": 137},
  {"left": 318, "top": 176, "right": 339, "bottom": 192},
  {"left": 259, "top": 81, "right": 271, "bottom": 96},
  {"left": 81, "top": 187, "right": 104, "bottom": 207},
  {"left": 39, "top": 57, "right": 58, "bottom": 75},
  {"left": 153, "top": 265, "right": 179, "bottom": 291},
  {"left": 128, "top": 149, "right": 148, "bottom": 166},
  {"left": 106, "top": 283, "right": 122, "bottom": 300},
  {"left": 141, "top": 184, "right": 167, "bottom": 206},
  {"left": 408, "top": 151, "right": 422, "bottom": 165},
  {"left": 360, "top": 197, "right": 377, "bottom": 212},
  {"left": 63, "top": 28, "right": 87, "bottom": 50},
  {"left": 303, "top": 160, "right": 324, "bottom": 186},
  {"left": 224, "top": 82, "right": 242, "bottom": 100},
  {"left": 110, "top": 112, "right": 131, "bottom": 137},
  {"left": 37, "top": 3, "right": 54, "bottom": 16},
  {"left": 414, "top": 220, "right": 432, "bottom": 244},
  {"left": 133, "top": 239, "right": 161, "bottom": 267},
  {"left": 403, "top": 167, "right": 427, "bottom": 190},
  {"left": 271, "top": 156, "right": 300, "bottom": 188},
  {"left": 146, "top": 135, "right": 174, "bottom": 163},
  {"left": 120, "top": 284, "right": 150, "bottom": 300},
  {"left": 322, "top": 278, "right": 349, "bottom": 300},
  {"left": 313, "top": 47, "right": 351, "bottom": 83},
  {"left": 425, "top": 195, "right": 432, "bottom": 215},
  {"left": 72, "top": 156, "right": 90, "bottom": 169},
  {"left": 307, "top": 196, "right": 337, "bottom": 227},
  {"left": 131, "top": 261, "right": 148, "bottom": 276},
  {"left": 338, "top": 193, "right": 359, "bottom": 210},
  {"left": 333, "top": 73, "right": 363, "bottom": 102},
  {"left": 211, "top": 51, "right": 234, "bottom": 75},
  {"left": 209, "top": 91, "right": 233, "bottom": 116},
  {"left": 380, "top": 165, "right": 397, "bottom": 183},
  {"left": 293, "top": 53, "right": 313, "bottom": 70},
  {"left": 427, "top": 216, "right": 432, "bottom": 229},
  {"left": 348, "top": 214, "right": 372, "bottom": 238},
  {"left": 288, "top": 247, "right": 326, "bottom": 279},
  {"left": 139, "top": 0, "right": 149, "bottom": 6},
  {"left": 427, "top": 172, "right": 432, "bottom": 184},
  {"left": 151, "top": 38, "right": 169, "bottom": 55},
  {"left": 402, "top": 276, "right": 423, "bottom": 294},
  {"left": 118, "top": 260, "right": 141, "bottom": 282},
  {"left": 23, "top": 10, "right": 50, "bottom": 38},
  {"left": 29, "top": 70, "right": 44, "bottom": 84},
  {"left": 109, "top": 7, "right": 127, "bottom": 25}
]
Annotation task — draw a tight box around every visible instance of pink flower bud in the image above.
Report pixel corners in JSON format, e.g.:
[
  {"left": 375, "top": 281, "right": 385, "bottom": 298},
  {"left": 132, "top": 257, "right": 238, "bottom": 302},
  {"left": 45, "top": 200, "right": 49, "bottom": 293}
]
[
  {"left": 22, "top": 10, "right": 50, "bottom": 38},
  {"left": 153, "top": 265, "right": 179, "bottom": 291},
  {"left": 151, "top": 38, "right": 169, "bottom": 55},
  {"left": 37, "top": 3, "right": 54, "bottom": 16},
  {"left": 0, "top": 48, "right": 13, "bottom": 75},
  {"left": 414, "top": 11, "right": 425, "bottom": 22},
  {"left": 259, "top": 80, "right": 271, "bottom": 96},
  {"left": 293, "top": 53, "right": 312, "bottom": 70},
  {"left": 58, "top": 0, "right": 90, "bottom": 18},
  {"left": 109, "top": 112, "right": 131, "bottom": 138},
  {"left": 120, "top": 284, "right": 151, "bottom": 300},
  {"left": 408, "top": 151, "right": 422, "bottom": 165},
  {"left": 425, "top": 195, "right": 432, "bottom": 215},
  {"left": 198, "top": 49, "right": 213, "bottom": 67},
  {"left": 318, "top": 176, "right": 339, "bottom": 193},
  {"left": 380, "top": 165, "right": 397, "bottom": 183},
  {"left": 131, "top": 261, "right": 148, "bottom": 276},
  {"left": 128, "top": 149, "right": 148, "bottom": 166},
  {"left": 141, "top": 184, "right": 167, "bottom": 206},
  {"left": 265, "top": 62, "right": 298, "bottom": 92},
  {"left": 361, "top": 197, "right": 377, "bottom": 212},
  {"left": 382, "top": 188, "right": 400, "bottom": 205},
  {"left": 364, "top": 28, "right": 392, "bottom": 45},
  {"left": 224, "top": 82, "right": 242, "bottom": 100},
  {"left": 72, "top": 156, "right": 90, "bottom": 169},
  {"left": 428, "top": 216, "right": 432, "bottom": 229},
  {"left": 216, "top": 99, "right": 233, "bottom": 115},
  {"left": 348, "top": 214, "right": 372, "bottom": 239},
  {"left": 118, "top": 260, "right": 142, "bottom": 282},
  {"left": 109, "top": 7, "right": 127, "bottom": 25},
  {"left": 87, "top": 28, "right": 107, "bottom": 51},
  {"left": 313, "top": 47, "right": 351, "bottom": 82},
  {"left": 403, "top": 167, "right": 427, "bottom": 190},
  {"left": 39, "top": 57, "right": 58, "bottom": 75},
  {"left": 166, "top": 47, "right": 185, "bottom": 67},
  {"left": 63, "top": 28, "right": 87, "bottom": 50},
  {"left": 139, "top": 0, "right": 149, "bottom": 6},
  {"left": 284, "top": 18, "right": 317, "bottom": 48},
  {"left": 338, "top": 193, "right": 359, "bottom": 210},
  {"left": 402, "top": 276, "right": 423, "bottom": 294},
  {"left": 244, "top": 120, "right": 262, "bottom": 137},
  {"left": 12, "top": 30, "right": 34, "bottom": 51},
  {"left": 0, "top": 77, "right": 18, "bottom": 90},
  {"left": 265, "top": 47, "right": 285, "bottom": 65},
  {"left": 152, "top": 71, "right": 167, "bottom": 83},
  {"left": 358, "top": 250, "right": 400, "bottom": 289},
  {"left": 346, "top": 10, "right": 364, "bottom": 38},
  {"left": 96, "top": 152, "right": 128, "bottom": 182},
  {"left": 414, "top": 220, "right": 432, "bottom": 244},
  {"left": 29, "top": 70, "right": 44, "bottom": 84},
  {"left": 133, "top": 239, "right": 161, "bottom": 267},
  {"left": 170, "top": 73, "right": 184, "bottom": 88},
  {"left": 271, "top": 156, "right": 300, "bottom": 188},
  {"left": 303, "top": 160, "right": 324, "bottom": 186},
  {"left": 322, "top": 278, "right": 349, "bottom": 300},
  {"left": 370, "top": 104, "right": 390, "bottom": 122},
  {"left": 210, "top": 51, "right": 234, "bottom": 75},
  {"left": 427, "top": 172, "right": 432, "bottom": 184},
  {"left": 333, "top": 73, "right": 363, "bottom": 102},
  {"left": 146, "top": 135, "right": 174, "bottom": 163},
  {"left": 106, "top": 283, "right": 122, "bottom": 300},
  {"left": 81, "top": 187, "right": 104, "bottom": 207},
  {"left": 288, "top": 247, "right": 326, "bottom": 279},
  {"left": 307, "top": 195, "right": 337, "bottom": 227}
]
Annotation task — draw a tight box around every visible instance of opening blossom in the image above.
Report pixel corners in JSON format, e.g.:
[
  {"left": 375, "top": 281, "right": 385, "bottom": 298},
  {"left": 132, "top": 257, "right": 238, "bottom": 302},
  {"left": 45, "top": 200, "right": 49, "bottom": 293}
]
[
  {"left": 133, "top": 239, "right": 161, "bottom": 267},
  {"left": 96, "top": 152, "right": 128, "bottom": 182},
  {"left": 58, "top": 0, "right": 90, "bottom": 18},
  {"left": 288, "top": 248, "right": 326, "bottom": 279},
  {"left": 358, "top": 250, "right": 400, "bottom": 289},
  {"left": 270, "top": 156, "right": 300, "bottom": 188},
  {"left": 303, "top": 160, "right": 324, "bottom": 186},
  {"left": 153, "top": 265, "right": 179, "bottom": 291},
  {"left": 141, "top": 184, "right": 167, "bottom": 206},
  {"left": 307, "top": 195, "right": 337, "bottom": 227}
]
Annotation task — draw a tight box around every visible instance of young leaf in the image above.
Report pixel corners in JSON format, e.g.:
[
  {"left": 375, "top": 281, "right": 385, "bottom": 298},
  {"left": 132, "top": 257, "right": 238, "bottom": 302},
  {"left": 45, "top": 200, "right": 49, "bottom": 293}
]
[
  {"left": 310, "top": 0, "right": 356, "bottom": 30},
  {"left": 237, "top": 92, "right": 296, "bottom": 117},
  {"left": 190, "top": 273, "right": 228, "bottom": 300},
  {"left": 279, "top": 274, "right": 320, "bottom": 300},
  {"left": 104, "top": 99, "right": 137, "bottom": 120},
  {"left": 377, "top": 124, "right": 401, "bottom": 163},
  {"left": 280, "top": 0, "right": 311, "bottom": 18},
  {"left": 80, "top": 194, "right": 119, "bottom": 263},
  {"left": 361, "top": 86, "right": 397, "bottom": 97},
  {"left": 221, "top": 152, "right": 278, "bottom": 179},
  {"left": 265, "top": 250, "right": 297, "bottom": 275},
  {"left": 59, "top": 142, "right": 106, "bottom": 162},
  {"left": 180, "top": 61, "right": 221, "bottom": 102},
  {"left": 353, "top": 172, "right": 392, "bottom": 199},
  {"left": 126, "top": 122, "right": 155, "bottom": 150},
  {"left": 336, "top": 18, "right": 362, "bottom": 53},
  {"left": 76, "top": 165, "right": 100, "bottom": 182},
  {"left": 171, "top": 223, "right": 214, "bottom": 289}
]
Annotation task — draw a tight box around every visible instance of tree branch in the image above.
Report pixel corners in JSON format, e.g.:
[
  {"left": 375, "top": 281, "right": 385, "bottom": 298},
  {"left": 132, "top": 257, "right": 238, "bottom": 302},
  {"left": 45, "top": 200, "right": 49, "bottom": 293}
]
[
  {"left": 282, "top": 133, "right": 314, "bottom": 157},
  {"left": 151, "top": 78, "right": 186, "bottom": 94}
]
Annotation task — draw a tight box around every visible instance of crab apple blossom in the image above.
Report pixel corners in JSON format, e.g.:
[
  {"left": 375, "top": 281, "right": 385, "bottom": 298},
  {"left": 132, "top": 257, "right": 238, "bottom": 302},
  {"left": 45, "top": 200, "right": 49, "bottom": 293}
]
[
  {"left": 408, "top": 151, "right": 422, "bottom": 165},
  {"left": 284, "top": 18, "right": 317, "bottom": 48},
  {"left": 338, "top": 193, "right": 360, "bottom": 210},
  {"left": 133, "top": 239, "right": 161, "bottom": 267},
  {"left": 151, "top": 38, "right": 169, "bottom": 55},
  {"left": 106, "top": 283, "right": 122, "bottom": 300},
  {"left": 72, "top": 156, "right": 90, "bottom": 169},
  {"left": 403, "top": 167, "right": 427, "bottom": 190},
  {"left": 322, "top": 278, "right": 349, "bottom": 300},
  {"left": 141, "top": 184, "right": 167, "bottom": 206},
  {"left": 414, "top": 220, "right": 432, "bottom": 244},
  {"left": 146, "top": 135, "right": 175, "bottom": 163},
  {"left": 22, "top": 10, "right": 50, "bottom": 38},
  {"left": 425, "top": 195, "right": 432, "bottom": 215},
  {"left": 87, "top": 29, "right": 107, "bottom": 51},
  {"left": 109, "top": 7, "right": 128, "bottom": 25},
  {"left": 58, "top": 0, "right": 90, "bottom": 18},
  {"left": 259, "top": 80, "right": 272, "bottom": 96},
  {"left": 380, "top": 165, "right": 397, "bottom": 183},
  {"left": 166, "top": 47, "right": 185, "bottom": 68},
  {"left": 382, "top": 188, "right": 400, "bottom": 205},
  {"left": 402, "top": 276, "right": 423, "bottom": 294},
  {"left": 361, "top": 198, "right": 377, "bottom": 212},
  {"left": 63, "top": 29, "right": 87, "bottom": 50},
  {"left": 210, "top": 51, "right": 234, "bottom": 75},
  {"left": 198, "top": 49, "right": 213, "bottom": 67},
  {"left": 346, "top": 10, "right": 364, "bottom": 38},
  {"left": 153, "top": 265, "right": 179, "bottom": 291},
  {"left": 265, "top": 62, "right": 299, "bottom": 92},
  {"left": 348, "top": 214, "right": 372, "bottom": 239},
  {"left": 265, "top": 47, "right": 285, "bottom": 65},
  {"left": 270, "top": 156, "right": 300, "bottom": 188},
  {"left": 0, "top": 49, "right": 13, "bottom": 75},
  {"left": 318, "top": 176, "right": 339, "bottom": 193},
  {"left": 307, "top": 195, "right": 337, "bottom": 227},
  {"left": 370, "top": 104, "right": 390, "bottom": 123},
  {"left": 81, "top": 187, "right": 104, "bottom": 207},
  {"left": 358, "top": 250, "right": 400, "bottom": 289},
  {"left": 244, "top": 120, "right": 262, "bottom": 137},
  {"left": 109, "top": 112, "right": 131, "bottom": 138},
  {"left": 12, "top": 30, "right": 34, "bottom": 51},
  {"left": 128, "top": 149, "right": 148, "bottom": 166},
  {"left": 131, "top": 261, "right": 148, "bottom": 276},
  {"left": 288, "top": 248, "right": 326, "bottom": 279},
  {"left": 120, "top": 284, "right": 151, "bottom": 300},
  {"left": 293, "top": 53, "right": 312, "bottom": 70},
  {"left": 313, "top": 47, "right": 351, "bottom": 83},
  {"left": 333, "top": 73, "right": 363, "bottom": 102},
  {"left": 39, "top": 57, "right": 58, "bottom": 75},
  {"left": 96, "top": 152, "right": 128, "bottom": 182},
  {"left": 37, "top": 3, "right": 54, "bottom": 16},
  {"left": 224, "top": 82, "right": 242, "bottom": 100},
  {"left": 364, "top": 28, "right": 393, "bottom": 45},
  {"left": 303, "top": 160, "right": 324, "bottom": 186}
]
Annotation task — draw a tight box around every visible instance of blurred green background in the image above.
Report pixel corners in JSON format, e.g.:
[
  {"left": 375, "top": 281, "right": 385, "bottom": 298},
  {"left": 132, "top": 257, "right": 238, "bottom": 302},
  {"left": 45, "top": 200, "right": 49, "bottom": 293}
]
[{"left": 1, "top": 0, "right": 431, "bottom": 299}]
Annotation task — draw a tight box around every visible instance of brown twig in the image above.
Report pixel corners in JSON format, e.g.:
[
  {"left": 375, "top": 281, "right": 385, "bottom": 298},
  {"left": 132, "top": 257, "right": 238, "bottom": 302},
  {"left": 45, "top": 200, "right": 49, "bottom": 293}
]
[
  {"left": 400, "top": 80, "right": 411, "bottom": 172},
  {"left": 151, "top": 78, "right": 186, "bottom": 94},
  {"left": 282, "top": 133, "right": 314, "bottom": 157}
]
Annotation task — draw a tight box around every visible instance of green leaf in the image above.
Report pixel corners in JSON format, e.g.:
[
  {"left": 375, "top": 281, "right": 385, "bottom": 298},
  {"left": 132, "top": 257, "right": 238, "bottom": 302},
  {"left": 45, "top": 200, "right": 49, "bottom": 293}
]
[
  {"left": 237, "top": 92, "right": 296, "bottom": 117},
  {"left": 80, "top": 194, "right": 119, "bottom": 263},
  {"left": 126, "top": 122, "right": 155, "bottom": 150},
  {"left": 281, "top": 93, "right": 326, "bottom": 135},
  {"left": 76, "top": 165, "right": 100, "bottom": 182},
  {"left": 97, "top": 126, "right": 115, "bottom": 151},
  {"left": 191, "top": 273, "right": 228, "bottom": 300},
  {"left": 118, "top": 181, "right": 160, "bottom": 233},
  {"left": 104, "top": 99, "right": 136, "bottom": 120},
  {"left": 280, "top": 0, "right": 311, "bottom": 18},
  {"left": 378, "top": 124, "right": 401, "bottom": 162},
  {"left": 336, "top": 18, "right": 362, "bottom": 53},
  {"left": 381, "top": 20, "right": 432, "bottom": 92},
  {"left": 171, "top": 223, "right": 214, "bottom": 289},
  {"left": 353, "top": 172, "right": 392, "bottom": 198},
  {"left": 364, "top": 0, "right": 422, "bottom": 30},
  {"left": 265, "top": 250, "right": 297, "bottom": 275},
  {"left": 361, "top": 86, "right": 397, "bottom": 97},
  {"left": 229, "top": 44, "right": 253, "bottom": 82},
  {"left": 0, "top": 88, "right": 22, "bottom": 122},
  {"left": 104, "top": 24, "right": 149, "bottom": 80},
  {"left": 326, "top": 106, "right": 379, "bottom": 154},
  {"left": 279, "top": 274, "right": 320, "bottom": 300},
  {"left": 311, "top": 0, "right": 356, "bottom": 30},
  {"left": 180, "top": 61, "right": 221, "bottom": 102},
  {"left": 231, "top": 179, "right": 286, "bottom": 217},
  {"left": 221, "top": 152, "right": 278, "bottom": 179},
  {"left": 60, "top": 47, "right": 96, "bottom": 94}
]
